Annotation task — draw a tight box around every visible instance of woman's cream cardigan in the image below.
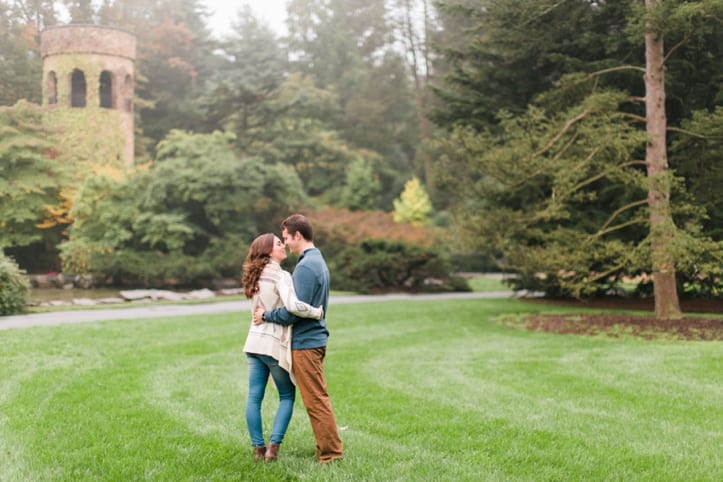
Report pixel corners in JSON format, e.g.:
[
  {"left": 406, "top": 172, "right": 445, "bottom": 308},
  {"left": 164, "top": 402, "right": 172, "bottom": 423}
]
[{"left": 242, "top": 261, "right": 322, "bottom": 383}]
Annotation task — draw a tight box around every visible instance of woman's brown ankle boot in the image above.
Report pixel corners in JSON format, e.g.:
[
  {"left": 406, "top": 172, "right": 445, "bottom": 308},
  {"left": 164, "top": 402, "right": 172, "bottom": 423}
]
[
  {"left": 264, "top": 443, "right": 280, "bottom": 462},
  {"left": 253, "top": 446, "right": 266, "bottom": 461}
]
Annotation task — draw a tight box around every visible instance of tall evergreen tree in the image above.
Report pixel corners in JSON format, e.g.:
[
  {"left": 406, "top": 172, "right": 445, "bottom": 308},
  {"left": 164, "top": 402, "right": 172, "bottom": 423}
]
[
  {"left": 200, "top": 6, "right": 287, "bottom": 150},
  {"left": 433, "top": 0, "right": 723, "bottom": 318},
  {"left": 286, "top": 0, "right": 389, "bottom": 90},
  {"left": 131, "top": 0, "right": 217, "bottom": 152},
  {"left": 286, "top": 0, "right": 420, "bottom": 206},
  {"left": 431, "top": 0, "right": 642, "bottom": 132}
]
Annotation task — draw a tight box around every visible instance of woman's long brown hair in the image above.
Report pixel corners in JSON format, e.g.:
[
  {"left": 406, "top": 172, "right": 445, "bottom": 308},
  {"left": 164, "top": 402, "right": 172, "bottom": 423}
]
[{"left": 242, "top": 233, "right": 275, "bottom": 299}]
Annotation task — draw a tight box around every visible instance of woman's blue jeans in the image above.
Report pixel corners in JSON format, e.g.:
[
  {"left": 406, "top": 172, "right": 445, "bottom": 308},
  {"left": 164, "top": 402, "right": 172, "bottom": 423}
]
[{"left": 245, "top": 353, "right": 296, "bottom": 446}]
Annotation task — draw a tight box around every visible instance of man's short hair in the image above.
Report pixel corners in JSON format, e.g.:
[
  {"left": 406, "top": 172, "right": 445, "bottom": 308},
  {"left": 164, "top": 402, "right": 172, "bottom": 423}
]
[{"left": 281, "top": 214, "right": 314, "bottom": 241}]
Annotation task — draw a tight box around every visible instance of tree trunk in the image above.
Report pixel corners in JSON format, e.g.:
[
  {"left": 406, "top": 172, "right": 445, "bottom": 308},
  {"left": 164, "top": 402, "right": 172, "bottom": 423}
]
[
  {"left": 644, "top": 0, "right": 682, "bottom": 320},
  {"left": 396, "top": 0, "right": 435, "bottom": 194}
]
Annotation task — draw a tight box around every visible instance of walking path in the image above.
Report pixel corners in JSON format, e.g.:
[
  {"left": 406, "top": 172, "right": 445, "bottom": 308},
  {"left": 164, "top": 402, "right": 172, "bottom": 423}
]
[{"left": 0, "top": 291, "right": 520, "bottom": 330}]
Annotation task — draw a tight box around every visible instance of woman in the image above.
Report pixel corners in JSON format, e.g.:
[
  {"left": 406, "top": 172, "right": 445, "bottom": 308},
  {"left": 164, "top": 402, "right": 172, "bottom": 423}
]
[{"left": 241, "top": 233, "right": 323, "bottom": 462}]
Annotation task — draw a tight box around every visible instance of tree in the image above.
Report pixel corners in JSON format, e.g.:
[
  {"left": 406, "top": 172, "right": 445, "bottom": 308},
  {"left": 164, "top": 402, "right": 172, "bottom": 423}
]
[
  {"left": 61, "top": 0, "right": 94, "bottom": 23},
  {"left": 286, "top": 0, "right": 420, "bottom": 205},
  {"left": 430, "top": 0, "right": 643, "bottom": 132},
  {"left": 286, "top": 0, "right": 389, "bottom": 90},
  {"left": 437, "top": 94, "right": 654, "bottom": 297},
  {"left": 342, "top": 156, "right": 382, "bottom": 210},
  {"left": 84, "top": 0, "right": 220, "bottom": 152},
  {"left": 60, "top": 130, "right": 309, "bottom": 285},
  {"left": 393, "top": 176, "right": 432, "bottom": 226},
  {"left": 134, "top": 17, "right": 206, "bottom": 149},
  {"left": 150, "top": 129, "right": 308, "bottom": 239},
  {"left": 622, "top": 0, "right": 721, "bottom": 316},
  {"left": 432, "top": 0, "right": 722, "bottom": 319},
  {"left": 671, "top": 107, "right": 723, "bottom": 240},
  {"left": 390, "top": 0, "right": 434, "bottom": 136},
  {"left": 200, "top": 6, "right": 287, "bottom": 151},
  {"left": 0, "top": 101, "right": 67, "bottom": 252},
  {"left": 642, "top": 0, "right": 680, "bottom": 318},
  {"left": 0, "top": 1, "right": 48, "bottom": 106},
  {"left": 390, "top": 0, "right": 437, "bottom": 185},
  {"left": 242, "top": 72, "right": 379, "bottom": 204}
]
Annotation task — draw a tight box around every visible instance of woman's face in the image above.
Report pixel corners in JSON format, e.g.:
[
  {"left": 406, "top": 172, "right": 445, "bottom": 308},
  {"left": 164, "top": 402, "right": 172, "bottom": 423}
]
[{"left": 269, "top": 236, "right": 287, "bottom": 263}]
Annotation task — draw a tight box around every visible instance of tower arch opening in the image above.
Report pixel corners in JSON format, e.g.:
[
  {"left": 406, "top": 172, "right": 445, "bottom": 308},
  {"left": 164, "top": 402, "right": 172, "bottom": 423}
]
[
  {"left": 71, "top": 69, "right": 86, "bottom": 107},
  {"left": 47, "top": 71, "right": 57, "bottom": 104},
  {"left": 99, "top": 70, "right": 113, "bottom": 108}
]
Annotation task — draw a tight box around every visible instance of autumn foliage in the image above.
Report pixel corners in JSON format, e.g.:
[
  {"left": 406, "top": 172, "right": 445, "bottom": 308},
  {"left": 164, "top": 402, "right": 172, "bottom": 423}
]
[
  {"left": 307, "top": 207, "right": 438, "bottom": 248},
  {"left": 304, "top": 208, "right": 465, "bottom": 293}
]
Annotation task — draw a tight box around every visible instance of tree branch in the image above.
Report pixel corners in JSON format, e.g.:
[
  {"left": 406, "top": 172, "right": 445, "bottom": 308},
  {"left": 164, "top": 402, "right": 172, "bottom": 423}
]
[
  {"left": 664, "top": 33, "right": 689, "bottom": 63},
  {"left": 621, "top": 112, "right": 647, "bottom": 124},
  {"left": 505, "top": 133, "right": 578, "bottom": 190},
  {"left": 595, "top": 199, "right": 649, "bottom": 237},
  {"left": 521, "top": 2, "right": 568, "bottom": 27},
  {"left": 532, "top": 109, "right": 591, "bottom": 159},
  {"left": 588, "top": 261, "right": 630, "bottom": 282},
  {"left": 667, "top": 126, "right": 708, "bottom": 139},
  {"left": 589, "top": 65, "right": 646, "bottom": 76}
]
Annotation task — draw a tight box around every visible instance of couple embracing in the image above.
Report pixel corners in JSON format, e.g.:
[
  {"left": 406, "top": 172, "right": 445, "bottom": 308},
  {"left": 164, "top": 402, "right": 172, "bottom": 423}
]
[{"left": 241, "top": 213, "right": 343, "bottom": 464}]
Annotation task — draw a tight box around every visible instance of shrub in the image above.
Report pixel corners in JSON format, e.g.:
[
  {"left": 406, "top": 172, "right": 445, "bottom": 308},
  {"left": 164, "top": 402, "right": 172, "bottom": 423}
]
[
  {"left": 69, "top": 236, "right": 249, "bottom": 289},
  {"left": 300, "top": 208, "right": 468, "bottom": 293},
  {"left": 329, "top": 239, "right": 470, "bottom": 293},
  {"left": 0, "top": 254, "right": 30, "bottom": 315}
]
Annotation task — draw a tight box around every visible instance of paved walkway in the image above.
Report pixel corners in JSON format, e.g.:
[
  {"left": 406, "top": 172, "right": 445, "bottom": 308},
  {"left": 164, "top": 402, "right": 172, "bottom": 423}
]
[{"left": 0, "top": 291, "right": 519, "bottom": 330}]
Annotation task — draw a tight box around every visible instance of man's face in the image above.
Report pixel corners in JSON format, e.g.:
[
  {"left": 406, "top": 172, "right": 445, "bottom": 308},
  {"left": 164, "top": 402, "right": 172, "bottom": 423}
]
[{"left": 281, "top": 228, "right": 300, "bottom": 255}]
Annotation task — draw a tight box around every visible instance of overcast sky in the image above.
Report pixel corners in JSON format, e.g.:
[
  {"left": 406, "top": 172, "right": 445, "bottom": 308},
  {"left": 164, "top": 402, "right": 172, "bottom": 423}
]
[{"left": 202, "top": 0, "right": 287, "bottom": 37}]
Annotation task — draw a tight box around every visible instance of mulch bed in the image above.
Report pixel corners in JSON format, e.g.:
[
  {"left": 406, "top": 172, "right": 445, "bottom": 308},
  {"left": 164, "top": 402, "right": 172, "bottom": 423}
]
[{"left": 512, "top": 297, "right": 723, "bottom": 341}]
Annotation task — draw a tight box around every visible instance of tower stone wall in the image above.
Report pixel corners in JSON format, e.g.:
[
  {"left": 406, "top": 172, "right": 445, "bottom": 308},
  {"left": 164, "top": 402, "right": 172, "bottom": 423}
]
[{"left": 40, "top": 25, "right": 136, "bottom": 167}]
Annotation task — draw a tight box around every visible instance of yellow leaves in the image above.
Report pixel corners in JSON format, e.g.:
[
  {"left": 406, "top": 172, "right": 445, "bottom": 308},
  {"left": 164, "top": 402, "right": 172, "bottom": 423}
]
[
  {"left": 37, "top": 189, "right": 75, "bottom": 229},
  {"left": 393, "top": 177, "right": 432, "bottom": 227}
]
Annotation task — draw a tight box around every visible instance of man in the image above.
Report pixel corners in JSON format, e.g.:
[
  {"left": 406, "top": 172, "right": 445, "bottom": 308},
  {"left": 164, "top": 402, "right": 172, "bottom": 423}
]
[{"left": 253, "top": 213, "right": 343, "bottom": 464}]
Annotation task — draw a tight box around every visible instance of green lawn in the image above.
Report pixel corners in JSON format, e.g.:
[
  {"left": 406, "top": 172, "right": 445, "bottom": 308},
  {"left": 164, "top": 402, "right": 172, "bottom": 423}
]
[
  {"left": 465, "top": 274, "right": 510, "bottom": 292},
  {"left": 1, "top": 298, "right": 721, "bottom": 481}
]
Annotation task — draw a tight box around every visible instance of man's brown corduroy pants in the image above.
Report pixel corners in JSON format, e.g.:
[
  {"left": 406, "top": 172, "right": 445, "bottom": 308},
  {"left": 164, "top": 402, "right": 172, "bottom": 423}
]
[{"left": 292, "top": 347, "right": 343, "bottom": 463}]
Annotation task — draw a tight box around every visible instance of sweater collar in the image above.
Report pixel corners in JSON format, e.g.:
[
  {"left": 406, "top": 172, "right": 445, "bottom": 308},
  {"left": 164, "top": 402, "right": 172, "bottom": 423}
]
[{"left": 298, "top": 247, "right": 317, "bottom": 261}]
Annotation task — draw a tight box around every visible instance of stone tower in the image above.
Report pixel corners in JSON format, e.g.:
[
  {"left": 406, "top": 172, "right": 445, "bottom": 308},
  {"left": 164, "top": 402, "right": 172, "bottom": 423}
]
[{"left": 40, "top": 25, "right": 136, "bottom": 167}]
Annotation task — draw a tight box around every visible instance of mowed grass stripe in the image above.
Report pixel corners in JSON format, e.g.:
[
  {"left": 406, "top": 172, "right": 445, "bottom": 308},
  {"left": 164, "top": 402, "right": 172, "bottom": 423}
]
[{"left": 0, "top": 298, "right": 720, "bottom": 481}]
